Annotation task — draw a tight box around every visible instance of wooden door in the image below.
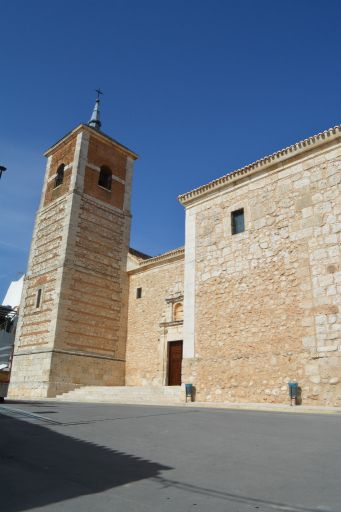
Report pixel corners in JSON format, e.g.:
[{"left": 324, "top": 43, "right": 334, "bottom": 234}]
[{"left": 168, "top": 340, "right": 183, "bottom": 386}]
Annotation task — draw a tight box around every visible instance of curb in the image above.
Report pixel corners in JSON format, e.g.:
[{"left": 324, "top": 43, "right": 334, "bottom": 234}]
[{"left": 186, "top": 401, "right": 341, "bottom": 416}]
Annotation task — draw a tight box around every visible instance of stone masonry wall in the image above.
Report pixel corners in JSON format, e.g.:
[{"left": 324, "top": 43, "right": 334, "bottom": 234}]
[
  {"left": 47, "top": 130, "right": 132, "bottom": 393},
  {"left": 183, "top": 140, "right": 341, "bottom": 406},
  {"left": 10, "top": 126, "right": 135, "bottom": 398},
  {"left": 47, "top": 352, "right": 125, "bottom": 397},
  {"left": 9, "top": 134, "right": 77, "bottom": 398},
  {"left": 8, "top": 352, "right": 53, "bottom": 399},
  {"left": 54, "top": 195, "right": 128, "bottom": 361},
  {"left": 126, "top": 258, "right": 184, "bottom": 386}
]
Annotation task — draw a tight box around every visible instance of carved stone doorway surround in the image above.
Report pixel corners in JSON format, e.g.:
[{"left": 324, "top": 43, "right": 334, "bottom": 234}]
[{"left": 159, "top": 294, "right": 184, "bottom": 386}]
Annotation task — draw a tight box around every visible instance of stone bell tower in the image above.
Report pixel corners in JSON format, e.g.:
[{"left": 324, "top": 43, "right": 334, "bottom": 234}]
[{"left": 9, "top": 95, "right": 138, "bottom": 398}]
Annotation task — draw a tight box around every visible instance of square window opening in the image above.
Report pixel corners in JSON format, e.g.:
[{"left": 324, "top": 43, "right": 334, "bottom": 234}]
[
  {"left": 136, "top": 287, "right": 142, "bottom": 299},
  {"left": 98, "top": 166, "right": 112, "bottom": 191},
  {"left": 231, "top": 208, "right": 245, "bottom": 235}
]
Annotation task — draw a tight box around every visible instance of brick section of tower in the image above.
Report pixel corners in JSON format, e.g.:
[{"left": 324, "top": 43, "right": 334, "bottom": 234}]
[{"left": 8, "top": 125, "right": 137, "bottom": 398}]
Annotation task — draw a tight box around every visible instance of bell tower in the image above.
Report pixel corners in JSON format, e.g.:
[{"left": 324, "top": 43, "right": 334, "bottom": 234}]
[{"left": 9, "top": 96, "right": 138, "bottom": 398}]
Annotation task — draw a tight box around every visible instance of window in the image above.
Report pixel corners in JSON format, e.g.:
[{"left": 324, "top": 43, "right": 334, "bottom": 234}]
[
  {"left": 36, "top": 288, "right": 42, "bottom": 309},
  {"left": 98, "top": 166, "right": 112, "bottom": 190},
  {"left": 173, "top": 303, "right": 183, "bottom": 321},
  {"left": 136, "top": 287, "right": 142, "bottom": 299},
  {"left": 54, "top": 164, "right": 65, "bottom": 188},
  {"left": 231, "top": 208, "right": 245, "bottom": 235}
]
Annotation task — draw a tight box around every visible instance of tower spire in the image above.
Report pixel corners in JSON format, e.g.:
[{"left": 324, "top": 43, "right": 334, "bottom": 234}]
[{"left": 88, "top": 89, "right": 103, "bottom": 131}]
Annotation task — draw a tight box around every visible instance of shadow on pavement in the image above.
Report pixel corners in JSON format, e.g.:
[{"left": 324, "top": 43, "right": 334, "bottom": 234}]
[
  {"left": 153, "top": 477, "right": 335, "bottom": 512},
  {"left": 0, "top": 412, "right": 171, "bottom": 512}
]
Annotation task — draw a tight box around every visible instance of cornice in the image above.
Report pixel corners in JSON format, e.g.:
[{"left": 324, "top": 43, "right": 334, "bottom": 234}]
[
  {"left": 166, "top": 294, "right": 184, "bottom": 304},
  {"left": 178, "top": 124, "right": 341, "bottom": 206},
  {"left": 159, "top": 320, "right": 184, "bottom": 327},
  {"left": 44, "top": 124, "right": 138, "bottom": 159},
  {"left": 128, "top": 247, "right": 185, "bottom": 274}
]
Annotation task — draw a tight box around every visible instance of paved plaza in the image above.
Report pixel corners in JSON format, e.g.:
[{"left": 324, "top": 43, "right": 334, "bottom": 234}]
[{"left": 0, "top": 401, "right": 340, "bottom": 512}]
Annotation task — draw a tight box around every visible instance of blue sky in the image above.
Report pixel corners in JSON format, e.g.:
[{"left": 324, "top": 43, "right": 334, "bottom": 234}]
[{"left": 1, "top": 0, "right": 341, "bottom": 299}]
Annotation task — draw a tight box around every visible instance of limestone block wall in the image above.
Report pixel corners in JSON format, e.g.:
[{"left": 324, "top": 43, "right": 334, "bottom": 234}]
[
  {"left": 126, "top": 255, "right": 184, "bottom": 386},
  {"left": 182, "top": 140, "right": 341, "bottom": 406},
  {"left": 45, "top": 131, "right": 133, "bottom": 394},
  {"left": 47, "top": 352, "right": 125, "bottom": 396},
  {"left": 10, "top": 125, "right": 137, "bottom": 398},
  {"left": 15, "top": 196, "right": 67, "bottom": 349},
  {"left": 9, "top": 197, "right": 70, "bottom": 397},
  {"left": 16, "top": 271, "right": 59, "bottom": 348},
  {"left": 9, "top": 140, "right": 75, "bottom": 397},
  {"left": 8, "top": 352, "right": 53, "bottom": 399},
  {"left": 54, "top": 195, "right": 128, "bottom": 362}
]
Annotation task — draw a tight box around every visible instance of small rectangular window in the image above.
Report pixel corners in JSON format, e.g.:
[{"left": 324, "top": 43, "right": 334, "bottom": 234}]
[
  {"left": 231, "top": 208, "right": 245, "bottom": 235},
  {"left": 136, "top": 287, "right": 142, "bottom": 299},
  {"left": 36, "top": 288, "right": 42, "bottom": 308}
]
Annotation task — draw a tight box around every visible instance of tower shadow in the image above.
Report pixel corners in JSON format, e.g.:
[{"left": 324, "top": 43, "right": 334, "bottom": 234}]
[{"left": 0, "top": 412, "right": 171, "bottom": 512}]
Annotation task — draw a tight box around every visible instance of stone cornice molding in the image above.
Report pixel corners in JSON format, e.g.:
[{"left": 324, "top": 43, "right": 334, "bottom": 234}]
[
  {"left": 12, "top": 347, "right": 125, "bottom": 362},
  {"left": 178, "top": 125, "right": 341, "bottom": 206},
  {"left": 44, "top": 124, "right": 138, "bottom": 160},
  {"left": 128, "top": 247, "right": 184, "bottom": 274},
  {"left": 166, "top": 294, "right": 184, "bottom": 304},
  {"left": 159, "top": 320, "right": 184, "bottom": 327}
]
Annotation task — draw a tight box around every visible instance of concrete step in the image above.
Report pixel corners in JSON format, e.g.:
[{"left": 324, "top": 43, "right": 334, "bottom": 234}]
[{"left": 56, "top": 385, "right": 185, "bottom": 405}]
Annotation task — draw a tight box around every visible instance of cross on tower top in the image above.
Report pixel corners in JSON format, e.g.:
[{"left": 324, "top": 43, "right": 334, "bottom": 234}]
[{"left": 95, "top": 88, "right": 103, "bottom": 100}]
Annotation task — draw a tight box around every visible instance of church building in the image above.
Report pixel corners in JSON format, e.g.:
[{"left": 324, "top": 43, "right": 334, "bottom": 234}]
[{"left": 8, "top": 98, "right": 341, "bottom": 406}]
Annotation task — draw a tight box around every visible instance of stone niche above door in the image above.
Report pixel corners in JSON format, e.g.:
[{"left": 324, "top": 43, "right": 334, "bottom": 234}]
[{"left": 160, "top": 293, "right": 184, "bottom": 329}]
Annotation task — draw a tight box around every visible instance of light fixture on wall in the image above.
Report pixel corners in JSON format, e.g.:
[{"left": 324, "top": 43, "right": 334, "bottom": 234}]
[{"left": 0, "top": 165, "right": 7, "bottom": 180}]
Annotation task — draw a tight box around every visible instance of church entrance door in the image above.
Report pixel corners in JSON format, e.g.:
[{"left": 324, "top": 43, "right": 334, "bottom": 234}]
[{"left": 168, "top": 340, "right": 183, "bottom": 386}]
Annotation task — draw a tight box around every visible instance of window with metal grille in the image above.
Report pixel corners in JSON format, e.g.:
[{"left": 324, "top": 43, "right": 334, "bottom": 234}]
[
  {"left": 98, "top": 166, "right": 112, "bottom": 190},
  {"left": 54, "top": 164, "right": 65, "bottom": 188},
  {"left": 231, "top": 208, "right": 245, "bottom": 235}
]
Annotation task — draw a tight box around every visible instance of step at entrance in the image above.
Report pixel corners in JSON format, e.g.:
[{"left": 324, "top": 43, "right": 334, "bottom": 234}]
[{"left": 56, "top": 385, "right": 185, "bottom": 405}]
